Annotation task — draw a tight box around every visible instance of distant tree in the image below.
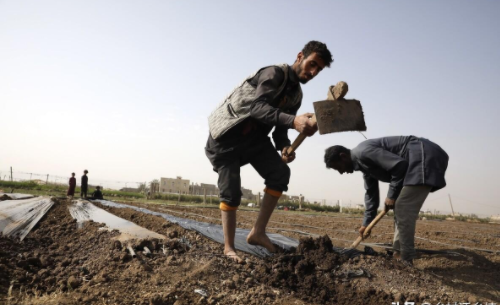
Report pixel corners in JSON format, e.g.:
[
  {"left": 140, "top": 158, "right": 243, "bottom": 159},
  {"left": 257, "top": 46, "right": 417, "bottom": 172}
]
[
  {"left": 138, "top": 183, "right": 147, "bottom": 192},
  {"left": 148, "top": 179, "right": 160, "bottom": 193}
]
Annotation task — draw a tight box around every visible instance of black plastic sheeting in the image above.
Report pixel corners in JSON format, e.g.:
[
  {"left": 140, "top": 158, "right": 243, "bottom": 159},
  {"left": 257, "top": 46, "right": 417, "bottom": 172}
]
[{"left": 94, "top": 200, "right": 366, "bottom": 258}]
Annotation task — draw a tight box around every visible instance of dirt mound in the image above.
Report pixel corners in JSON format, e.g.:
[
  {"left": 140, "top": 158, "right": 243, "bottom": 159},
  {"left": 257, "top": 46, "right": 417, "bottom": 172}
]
[{"left": 252, "top": 235, "right": 390, "bottom": 304}]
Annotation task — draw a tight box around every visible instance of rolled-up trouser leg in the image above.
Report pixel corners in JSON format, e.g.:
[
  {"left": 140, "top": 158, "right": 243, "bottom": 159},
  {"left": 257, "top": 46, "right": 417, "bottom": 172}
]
[
  {"left": 394, "top": 185, "right": 432, "bottom": 261},
  {"left": 216, "top": 161, "right": 242, "bottom": 209}
]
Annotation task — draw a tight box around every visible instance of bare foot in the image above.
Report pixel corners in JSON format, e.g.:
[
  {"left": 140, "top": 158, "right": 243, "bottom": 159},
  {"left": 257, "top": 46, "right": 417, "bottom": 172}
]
[
  {"left": 224, "top": 250, "right": 244, "bottom": 264},
  {"left": 246, "top": 229, "right": 276, "bottom": 253}
]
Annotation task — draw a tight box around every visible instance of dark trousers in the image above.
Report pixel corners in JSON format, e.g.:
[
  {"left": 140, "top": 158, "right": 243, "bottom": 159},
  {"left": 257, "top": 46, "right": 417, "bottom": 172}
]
[
  {"left": 206, "top": 137, "right": 290, "bottom": 207},
  {"left": 81, "top": 188, "right": 88, "bottom": 198}
]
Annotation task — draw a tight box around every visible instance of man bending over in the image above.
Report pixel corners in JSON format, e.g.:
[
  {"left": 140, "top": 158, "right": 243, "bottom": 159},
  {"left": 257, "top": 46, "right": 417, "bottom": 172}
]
[{"left": 324, "top": 136, "right": 448, "bottom": 264}]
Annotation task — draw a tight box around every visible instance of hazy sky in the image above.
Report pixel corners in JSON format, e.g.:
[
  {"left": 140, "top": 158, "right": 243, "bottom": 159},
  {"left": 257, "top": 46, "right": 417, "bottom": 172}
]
[{"left": 1, "top": 1, "right": 499, "bottom": 217}]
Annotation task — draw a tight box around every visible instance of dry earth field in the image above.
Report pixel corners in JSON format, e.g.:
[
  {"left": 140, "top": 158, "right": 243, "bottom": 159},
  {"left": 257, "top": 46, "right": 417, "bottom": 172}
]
[{"left": 0, "top": 198, "right": 499, "bottom": 305}]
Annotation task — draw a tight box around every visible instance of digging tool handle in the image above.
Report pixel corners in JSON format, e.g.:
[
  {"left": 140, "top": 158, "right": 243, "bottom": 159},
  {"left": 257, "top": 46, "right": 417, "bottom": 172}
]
[
  {"left": 286, "top": 115, "right": 317, "bottom": 156},
  {"left": 350, "top": 207, "right": 388, "bottom": 249},
  {"left": 286, "top": 134, "right": 306, "bottom": 155}
]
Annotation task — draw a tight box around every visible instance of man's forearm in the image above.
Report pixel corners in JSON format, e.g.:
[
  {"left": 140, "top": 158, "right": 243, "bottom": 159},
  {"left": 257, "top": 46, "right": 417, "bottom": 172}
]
[
  {"left": 363, "top": 195, "right": 379, "bottom": 226},
  {"left": 387, "top": 184, "right": 403, "bottom": 201},
  {"left": 363, "top": 174, "right": 380, "bottom": 227}
]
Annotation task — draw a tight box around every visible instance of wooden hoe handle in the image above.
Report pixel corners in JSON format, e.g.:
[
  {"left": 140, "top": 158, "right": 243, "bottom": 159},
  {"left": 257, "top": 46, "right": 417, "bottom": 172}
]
[
  {"left": 350, "top": 207, "right": 388, "bottom": 249},
  {"left": 286, "top": 115, "right": 317, "bottom": 156}
]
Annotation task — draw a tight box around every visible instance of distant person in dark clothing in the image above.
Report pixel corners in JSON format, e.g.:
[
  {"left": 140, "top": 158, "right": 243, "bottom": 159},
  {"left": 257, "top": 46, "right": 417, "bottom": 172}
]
[
  {"left": 81, "top": 170, "right": 89, "bottom": 198},
  {"left": 89, "top": 186, "right": 103, "bottom": 200},
  {"left": 67, "top": 173, "right": 76, "bottom": 199}
]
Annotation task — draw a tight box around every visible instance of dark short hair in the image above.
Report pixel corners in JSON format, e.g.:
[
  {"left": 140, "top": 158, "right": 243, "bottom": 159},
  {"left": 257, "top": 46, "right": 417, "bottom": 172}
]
[
  {"left": 302, "top": 41, "right": 333, "bottom": 67},
  {"left": 324, "top": 145, "right": 350, "bottom": 168}
]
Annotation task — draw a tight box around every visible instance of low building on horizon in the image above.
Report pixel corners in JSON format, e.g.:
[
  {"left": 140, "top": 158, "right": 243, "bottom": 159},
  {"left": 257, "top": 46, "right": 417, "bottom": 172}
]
[{"left": 160, "top": 176, "right": 190, "bottom": 194}]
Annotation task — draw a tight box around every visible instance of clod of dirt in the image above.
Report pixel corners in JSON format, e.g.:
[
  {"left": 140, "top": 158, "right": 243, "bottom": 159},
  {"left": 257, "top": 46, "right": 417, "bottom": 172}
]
[
  {"left": 165, "top": 238, "right": 189, "bottom": 254},
  {"left": 67, "top": 275, "right": 81, "bottom": 289},
  {"left": 166, "top": 256, "right": 177, "bottom": 266},
  {"left": 297, "top": 234, "right": 333, "bottom": 253},
  {"left": 112, "top": 240, "right": 122, "bottom": 250},
  {"left": 40, "top": 255, "right": 54, "bottom": 267},
  {"left": 169, "top": 230, "right": 179, "bottom": 238},
  {"left": 223, "top": 279, "right": 235, "bottom": 289},
  {"left": 150, "top": 293, "right": 167, "bottom": 305}
]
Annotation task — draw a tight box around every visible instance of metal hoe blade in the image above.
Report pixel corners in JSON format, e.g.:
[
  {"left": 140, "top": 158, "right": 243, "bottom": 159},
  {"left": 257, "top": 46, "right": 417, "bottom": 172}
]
[{"left": 313, "top": 99, "right": 367, "bottom": 135}]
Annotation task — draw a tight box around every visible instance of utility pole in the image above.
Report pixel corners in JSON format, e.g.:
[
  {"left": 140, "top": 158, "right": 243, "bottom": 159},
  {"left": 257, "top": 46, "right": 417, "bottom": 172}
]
[
  {"left": 10, "top": 167, "right": 13, "bottom": 182},
  {"left": 448, "top": 194, "right": 455, "bottom": 216},
  {"left": 46, "top": 174, "right": 49, "bottom": 185},
  {"left": 203, "top": 188, "right": 206, "bottom": 205}
]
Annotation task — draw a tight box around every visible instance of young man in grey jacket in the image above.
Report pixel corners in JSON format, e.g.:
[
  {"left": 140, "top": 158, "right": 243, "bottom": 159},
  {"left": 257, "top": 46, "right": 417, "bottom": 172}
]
[
  {"left": 324, "top": 136, "right": 449, "bottom": 264},
  {"left": 206, "top": 41, "right": 333, "bottom": 262}
]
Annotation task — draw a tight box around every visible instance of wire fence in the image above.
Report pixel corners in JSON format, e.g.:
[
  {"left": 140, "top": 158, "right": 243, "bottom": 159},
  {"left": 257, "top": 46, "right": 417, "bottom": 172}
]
[{"left": 0, "top": 168, "right": 150, "bottom": 191}]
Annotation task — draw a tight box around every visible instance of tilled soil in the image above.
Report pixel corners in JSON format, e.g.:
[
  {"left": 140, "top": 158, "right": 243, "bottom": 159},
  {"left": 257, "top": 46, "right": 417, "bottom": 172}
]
[
  {"left": 0, "top": 199, "right": 499, "bottom": 304},
  {"left": 0, "top": 199, "right": 307, "bottom": 304},
  {"left": 101, "top": 201, "right": 500, "bottom": 303}
]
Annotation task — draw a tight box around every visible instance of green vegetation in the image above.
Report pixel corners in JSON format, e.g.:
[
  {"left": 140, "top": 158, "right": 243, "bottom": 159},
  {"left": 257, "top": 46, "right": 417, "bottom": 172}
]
[
  {"left": 0, "top": 180, "right": 144, "bottom": 199},
  {"left": 422, "top": 213, "right": 490, "bottom": 223},
  {"left": 0, "top": 181, "right": 42, "bottom": 190},
  {"left": 0, "top": 181, "right": 67, "bottom": 195},
  {"left": 277, "top": 200, "right": 341, "bottom": 213}
]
